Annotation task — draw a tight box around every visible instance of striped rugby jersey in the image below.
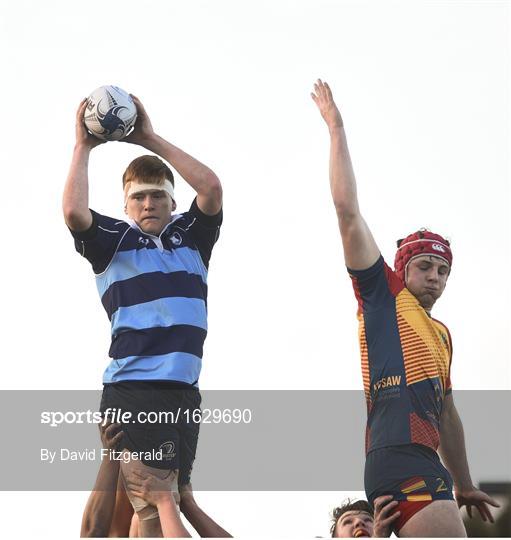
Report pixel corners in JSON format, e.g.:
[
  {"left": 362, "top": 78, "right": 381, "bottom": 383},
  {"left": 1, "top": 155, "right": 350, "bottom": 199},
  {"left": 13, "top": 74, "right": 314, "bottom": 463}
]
[
  {"left": 348, "top": 256, "right": 452, "bottom": 454},
  {"left": 71, "top": 198, "right": 222, "bottom": 385}
]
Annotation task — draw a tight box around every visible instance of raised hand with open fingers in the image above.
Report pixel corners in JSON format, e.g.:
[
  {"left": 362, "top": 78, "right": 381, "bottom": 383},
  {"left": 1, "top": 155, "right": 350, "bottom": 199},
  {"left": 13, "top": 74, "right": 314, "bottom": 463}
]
[
  {"left": 456, "top": 487, "right": 500, "bottom": 523},
  {"left": 311, "top": 79, "right": 344, "bottom": 131}
]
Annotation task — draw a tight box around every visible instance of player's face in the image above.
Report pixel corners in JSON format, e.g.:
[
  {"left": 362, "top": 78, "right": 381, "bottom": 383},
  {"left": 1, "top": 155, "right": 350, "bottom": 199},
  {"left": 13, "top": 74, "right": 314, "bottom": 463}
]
[
  {"left": 334, "top": 511, "right": 374, "bottom": 538},
  {"left": 125, "top": 189, "right": 173, "bottom": 235},
  {"left": 405, "top": 255, "right": 450, "bottom": 311}
]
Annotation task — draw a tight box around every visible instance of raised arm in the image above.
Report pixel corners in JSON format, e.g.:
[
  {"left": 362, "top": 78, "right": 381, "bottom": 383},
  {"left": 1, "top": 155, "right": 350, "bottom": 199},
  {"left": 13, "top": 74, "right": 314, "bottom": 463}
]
[
  {"left": 63, "top": 100, "right": 104, "bottom": 232},
  {"left": 179, "top": 483, "right": 232, "bottom": 538},
  {"left": 311, "top": 80, "right": 379, "bottom": 270},
  {"left": 438, "top": 394, "right": 499, "bottom": 522},
  {"left": 123, "top": 95, "right": 222, "bottom": 216},
  {"left": 80, "top": 422, "right": 123, "bottom": 537}
]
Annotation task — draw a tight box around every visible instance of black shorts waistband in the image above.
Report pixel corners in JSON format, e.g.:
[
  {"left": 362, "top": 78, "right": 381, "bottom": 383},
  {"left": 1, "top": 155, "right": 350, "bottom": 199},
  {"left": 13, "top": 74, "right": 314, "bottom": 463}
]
[{"left": 103, "top": 380, "right": 198, "bottom": 391}]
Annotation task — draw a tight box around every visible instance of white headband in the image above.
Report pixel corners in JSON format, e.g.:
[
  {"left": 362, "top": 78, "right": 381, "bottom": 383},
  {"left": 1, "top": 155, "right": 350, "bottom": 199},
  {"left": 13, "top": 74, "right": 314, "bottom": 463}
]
[{"left": 124, "top": 179, "right": 175, "bottom": 204}]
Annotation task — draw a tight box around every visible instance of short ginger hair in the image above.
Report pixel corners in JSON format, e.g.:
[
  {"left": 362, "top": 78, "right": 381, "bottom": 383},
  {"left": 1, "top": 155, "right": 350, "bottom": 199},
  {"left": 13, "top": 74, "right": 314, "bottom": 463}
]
[{"left": 122, "top": 155, "right": 174, "bottom": 188}]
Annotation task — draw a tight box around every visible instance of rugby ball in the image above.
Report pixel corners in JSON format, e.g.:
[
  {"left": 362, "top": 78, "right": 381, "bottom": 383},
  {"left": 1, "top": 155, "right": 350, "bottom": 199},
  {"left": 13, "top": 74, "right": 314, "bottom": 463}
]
[{"left": 84, "top": 85, "right": 137, "bottom": 141}]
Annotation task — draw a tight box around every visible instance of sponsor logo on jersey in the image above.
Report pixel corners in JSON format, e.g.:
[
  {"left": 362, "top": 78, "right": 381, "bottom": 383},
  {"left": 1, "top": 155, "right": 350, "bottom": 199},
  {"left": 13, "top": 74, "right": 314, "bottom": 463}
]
[
  {"left": 373, "top": 375, "right": 402, "bottom": 393},
  {"left": 169, "top": 232, "right": 183, "bottom": 246}
]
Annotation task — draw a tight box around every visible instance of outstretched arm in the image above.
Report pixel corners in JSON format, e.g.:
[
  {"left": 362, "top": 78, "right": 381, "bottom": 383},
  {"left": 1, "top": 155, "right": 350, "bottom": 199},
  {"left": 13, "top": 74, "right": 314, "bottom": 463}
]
[
  {"left": 439, "top": 394, "right": 500, "bottom": 522},
  {"left": 311, "top": 80, "right": 379, "bottom": 270},
  {"left": 122, "top": 96, "right": 222, "bottom": 216},
  {"left": 63, "top": 100, "right": 104, "bottom": 232},
  {"left": 80, "top": 422, "right": 123, "bottom": 537},
  {"left": 180, "top": 483, "right": 232, "bottom": 538}
]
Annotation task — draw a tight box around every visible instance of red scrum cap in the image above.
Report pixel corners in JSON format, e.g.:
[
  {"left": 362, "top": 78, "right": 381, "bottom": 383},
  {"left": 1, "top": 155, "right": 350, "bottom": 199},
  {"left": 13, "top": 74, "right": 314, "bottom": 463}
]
[{"left": 394, "top": 229, "right": 453, "bottom": 282}]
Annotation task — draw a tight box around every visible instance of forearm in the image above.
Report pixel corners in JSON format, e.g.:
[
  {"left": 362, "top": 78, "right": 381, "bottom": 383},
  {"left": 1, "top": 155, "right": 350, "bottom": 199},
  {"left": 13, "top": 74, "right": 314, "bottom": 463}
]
[
  {"left": 439, "top": 407, "right": 473, "bottom": 491},
  {"left": 63, "top": 144, "right": 93, "bottom": 231},
  {"left": 329, "top": 126, "right": 360, "bottom": 220},
  {"left": 181, "top": 500, "right": 232, "bottom": 538},
  {"left": 143, "top": 134, "right": 221, "bottom": 198},
  {"left": 155, "top": 497, "right": 191, "bottom": 537},
  {"left": 80, "top": 458, "right": 120, "bottom": 537}
]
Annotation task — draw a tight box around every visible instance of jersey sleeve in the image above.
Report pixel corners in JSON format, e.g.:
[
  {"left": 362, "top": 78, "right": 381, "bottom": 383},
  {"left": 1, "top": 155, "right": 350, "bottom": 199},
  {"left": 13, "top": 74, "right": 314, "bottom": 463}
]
[
  {"left": 184, "top": 197, "right": 223, "bottom": 269},
  {"left": 70, "top": 210, "right": 128, "bottom": 274},
  {"left": 347, "top": 255, "right": 405, "bottom": 313}
]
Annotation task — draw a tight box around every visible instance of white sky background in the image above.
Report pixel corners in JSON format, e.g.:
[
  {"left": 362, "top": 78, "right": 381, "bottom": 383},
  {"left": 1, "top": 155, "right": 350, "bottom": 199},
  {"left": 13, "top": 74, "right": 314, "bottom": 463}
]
[{"left": 0, "top": 0, "right": 509, "bottom": 537}]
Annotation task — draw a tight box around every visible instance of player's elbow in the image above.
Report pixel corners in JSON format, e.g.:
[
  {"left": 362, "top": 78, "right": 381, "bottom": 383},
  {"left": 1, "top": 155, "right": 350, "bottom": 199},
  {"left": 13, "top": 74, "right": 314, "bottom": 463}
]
[
  {"left": 62, "top": 204, "right": 76, "bottom": 224},
  {"left": 205, "top": 172, "right": 222, "bottom": 197},
  {"left": 333, "top": 199, "right": 359, "bottom": 222},
  {"left": 201, "top": 173, "right": 223, "bottom": 205},
  {"left": 335, "top": 206, "right": 362, "bottom": 231},
  {"left": 80, "top": 526, "right": 105, "bottom": 538}
]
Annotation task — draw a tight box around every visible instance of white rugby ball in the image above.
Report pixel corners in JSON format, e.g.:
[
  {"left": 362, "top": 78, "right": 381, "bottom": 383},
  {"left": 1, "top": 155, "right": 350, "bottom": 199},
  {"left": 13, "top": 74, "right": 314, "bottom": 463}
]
[{"left": 84, "top": 85, "right": 137, "bottom": 141}]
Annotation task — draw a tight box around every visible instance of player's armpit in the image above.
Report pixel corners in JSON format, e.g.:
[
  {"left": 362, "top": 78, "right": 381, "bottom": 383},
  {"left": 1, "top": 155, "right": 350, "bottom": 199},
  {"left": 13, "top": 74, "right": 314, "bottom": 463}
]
[
  {"left": 65, "top": 208, "right": 93, "bottom": 232},
  {"left": 440, "top": 392, "right": 455, "bottom": 420}
]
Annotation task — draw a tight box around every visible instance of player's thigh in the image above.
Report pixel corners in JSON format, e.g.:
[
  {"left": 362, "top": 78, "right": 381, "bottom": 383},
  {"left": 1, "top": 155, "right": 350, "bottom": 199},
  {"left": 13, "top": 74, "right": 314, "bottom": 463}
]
[
  {"left": 398, "top": 500, "right": 466, "bottom": 537},
  {"left": 108, "top": 472, "right": 134, "bottom": 537},
  {"left": 120, "top": 455, "right": 178, "bottom": 536},
  {"left": 129, "top": 512, "right": 140, "bottom": 538}
]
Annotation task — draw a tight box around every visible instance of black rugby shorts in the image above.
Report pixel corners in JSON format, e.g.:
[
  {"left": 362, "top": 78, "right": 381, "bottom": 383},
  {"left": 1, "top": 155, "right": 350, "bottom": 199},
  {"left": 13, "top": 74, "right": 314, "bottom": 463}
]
[{"left": 100, "top": 380, "right": 201, "bottom": 485}]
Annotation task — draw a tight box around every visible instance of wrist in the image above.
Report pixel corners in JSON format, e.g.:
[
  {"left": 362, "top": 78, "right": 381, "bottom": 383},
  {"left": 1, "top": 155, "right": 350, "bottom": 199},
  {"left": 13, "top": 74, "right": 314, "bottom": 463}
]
[
  {"left": 100, "top": 448, "right": 119, "bottom": 465},
  {"left": 74, "top": 142, "right": 93, "bottom": 154},
  {"left": 139, "top": 132, "right": 161, "bottom": 151},
  {"left": 328, "top": 124, "right": 344, "bottom": 136},
  {"left": 155, "top": 492, "right": 174, "bottom": 507},
  {"left": 454, "top": 482, "right": 474, "bottom": 494}
]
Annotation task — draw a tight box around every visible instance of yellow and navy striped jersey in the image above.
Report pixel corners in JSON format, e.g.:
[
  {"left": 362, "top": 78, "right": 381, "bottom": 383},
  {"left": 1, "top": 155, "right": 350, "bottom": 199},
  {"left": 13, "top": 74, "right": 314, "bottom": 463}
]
[{"left": 349, "top": 256, "right": 452, "bottom": 454}]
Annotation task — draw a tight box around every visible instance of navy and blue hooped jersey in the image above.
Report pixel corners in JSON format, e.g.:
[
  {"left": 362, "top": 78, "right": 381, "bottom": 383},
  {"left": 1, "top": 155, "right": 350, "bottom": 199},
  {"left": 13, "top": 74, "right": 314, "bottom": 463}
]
[
  {"left": 71, "top": 198, "right": 222, "bottom": 385},
  {"left": 348, "top": 256, "right": 453, "bottom": 454}
]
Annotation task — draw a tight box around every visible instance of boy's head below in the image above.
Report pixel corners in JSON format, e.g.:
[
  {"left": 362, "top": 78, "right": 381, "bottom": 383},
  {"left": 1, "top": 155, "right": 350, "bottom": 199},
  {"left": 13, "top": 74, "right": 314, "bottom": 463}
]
[
  {"left": 123, "top": 155, "right": 176, "bottom": 236},
  {"left": 331, "top": 500, "right": 374, "bottom": 538}
]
